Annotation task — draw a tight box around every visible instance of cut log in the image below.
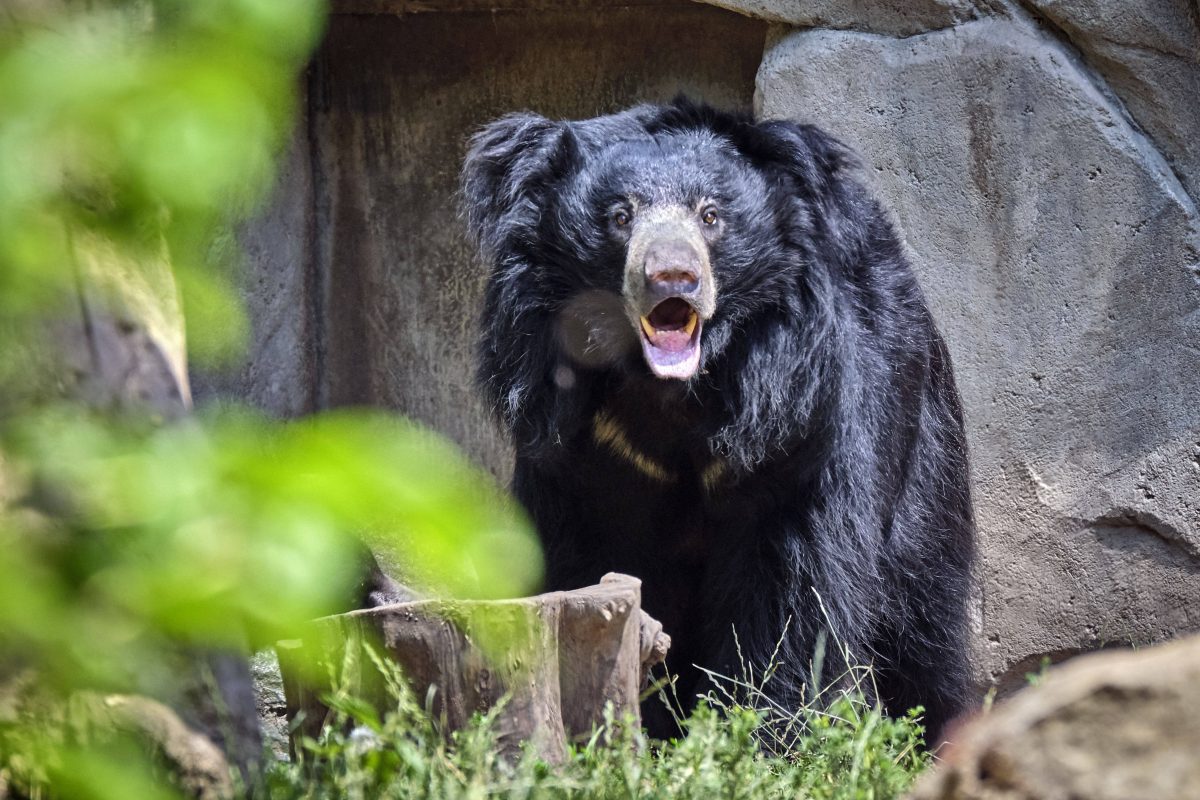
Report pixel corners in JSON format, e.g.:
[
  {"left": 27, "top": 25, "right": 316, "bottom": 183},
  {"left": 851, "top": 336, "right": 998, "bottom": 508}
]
[{"left": 278, "top": 572, "right": 671, "bottom": 763}]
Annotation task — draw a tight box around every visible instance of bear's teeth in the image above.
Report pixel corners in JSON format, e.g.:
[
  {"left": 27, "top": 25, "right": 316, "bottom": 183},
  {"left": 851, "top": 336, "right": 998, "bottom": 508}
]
[{"left": 640, "top": 310, "right": 699, "bottom": 338}]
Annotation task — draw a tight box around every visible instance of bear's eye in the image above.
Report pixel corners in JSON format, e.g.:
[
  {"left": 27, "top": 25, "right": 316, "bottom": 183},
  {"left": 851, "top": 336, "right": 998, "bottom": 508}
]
[
  {"left": 701, "top": 207, "right": 719, "bottom": 226},
  {"left": 613, "top": 209, "right": 632, "bottom": 227}
]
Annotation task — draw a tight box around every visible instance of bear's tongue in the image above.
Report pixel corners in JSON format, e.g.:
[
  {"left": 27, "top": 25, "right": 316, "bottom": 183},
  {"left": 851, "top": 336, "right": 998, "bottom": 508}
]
[{"left": 639, "top": 298, "right": 701, "bottom": 380}]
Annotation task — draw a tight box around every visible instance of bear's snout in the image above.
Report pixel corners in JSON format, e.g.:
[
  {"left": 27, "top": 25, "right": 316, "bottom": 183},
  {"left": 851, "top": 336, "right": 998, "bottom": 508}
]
[
  {"left": 644, "top": 239, "right": 702, "bottom": 299},
  {"left": 622, "top": 204, "right": 717, "bottom": 323}
]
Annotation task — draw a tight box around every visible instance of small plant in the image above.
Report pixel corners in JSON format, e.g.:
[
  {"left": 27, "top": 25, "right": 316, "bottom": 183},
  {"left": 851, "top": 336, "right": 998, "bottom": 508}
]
[{"left": 1024, "top": 656, "right": 1053, "bottom": 687}]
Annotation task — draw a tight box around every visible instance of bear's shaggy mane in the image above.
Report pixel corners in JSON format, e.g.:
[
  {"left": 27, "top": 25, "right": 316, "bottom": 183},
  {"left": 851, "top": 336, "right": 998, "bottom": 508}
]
[{"left": 461, "top": 98, "right": 974, "bottom": 744}]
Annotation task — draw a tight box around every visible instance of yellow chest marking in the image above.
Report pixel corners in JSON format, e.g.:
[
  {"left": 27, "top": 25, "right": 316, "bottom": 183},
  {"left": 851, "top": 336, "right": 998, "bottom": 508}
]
[
  {"left": 700, "top": 459, "right": 729, "bottom": 493},
  {"left": 590, "top": 409, "right": 730, "bottom": 492},
  {"left": 591, "top": 409, "right": 676, "bottom": 483}
]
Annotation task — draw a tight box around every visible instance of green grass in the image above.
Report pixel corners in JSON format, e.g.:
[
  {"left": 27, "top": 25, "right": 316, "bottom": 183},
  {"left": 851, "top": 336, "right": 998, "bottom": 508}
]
[
  {"left": 262, "top": 654, "right": 930, "bottom": 800},
  {"left": 2, "top": 631, "right": 930, "bottom": 800}
]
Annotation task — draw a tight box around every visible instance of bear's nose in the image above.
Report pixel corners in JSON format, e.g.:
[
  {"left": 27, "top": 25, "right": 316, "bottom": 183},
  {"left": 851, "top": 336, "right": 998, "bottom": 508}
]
[{"left": 644, "top": 239, "right": 701, "bottom": 298}]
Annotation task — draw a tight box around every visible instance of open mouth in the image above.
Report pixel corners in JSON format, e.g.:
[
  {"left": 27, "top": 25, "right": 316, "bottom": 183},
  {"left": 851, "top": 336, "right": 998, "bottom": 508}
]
[{"left": 638, "top": 297, "right": 702, "bottom": 380}]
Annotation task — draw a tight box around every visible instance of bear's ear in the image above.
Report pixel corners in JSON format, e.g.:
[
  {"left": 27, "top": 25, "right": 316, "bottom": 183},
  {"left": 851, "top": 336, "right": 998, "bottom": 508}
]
[
  {"left": 742, "top": 119, "right": 860, "bottom": 197},
  {"left": 460, "top": 112, "right": 575, "bottom": 256}
]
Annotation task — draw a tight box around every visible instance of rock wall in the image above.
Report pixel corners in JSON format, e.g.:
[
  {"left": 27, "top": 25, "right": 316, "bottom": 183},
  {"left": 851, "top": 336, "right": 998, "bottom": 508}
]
[
  {"left": 724, "top": 0, "right": 1200, "bottom": 689},
  {"left": 222, "top": 0, "right": 1200, "bottom": 696}
]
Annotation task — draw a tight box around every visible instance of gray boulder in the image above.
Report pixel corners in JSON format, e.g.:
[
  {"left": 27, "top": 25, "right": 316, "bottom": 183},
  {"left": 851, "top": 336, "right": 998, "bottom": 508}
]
[
  {"left": 754, "top": 11, "right": 1200, "bottom": 690},
  {"left": 909, "top": 634, "right": 1200, "bottom": 800}
]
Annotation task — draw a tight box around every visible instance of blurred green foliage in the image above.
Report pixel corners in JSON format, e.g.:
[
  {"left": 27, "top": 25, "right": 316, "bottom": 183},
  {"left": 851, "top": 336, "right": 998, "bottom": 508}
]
[
  {"left": 0, "top": 0, "right": 324, "bottom": 367},
  {"left": 1, "top": 407, "right": 540, "bottom": 692},
  {"left": 0, "top": 1, "right": 541, "bottom": 797}
]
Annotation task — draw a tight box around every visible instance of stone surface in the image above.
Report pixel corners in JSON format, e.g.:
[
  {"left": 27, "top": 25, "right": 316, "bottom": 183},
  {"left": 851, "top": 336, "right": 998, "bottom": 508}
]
[
  {"left": 698, "top": 0, "right": 988, "bottom": 36},
  {"left": 757, "top": 16, "right": 1200, "bottom": 691},
  {"left": 251, "top": 651, "right": 290, "bottom": 762},
  {"left": 909, "top": 634, "right": 1200, "bottom": 800},
  {"left": 1018, "top": 0, "right": 1200, "bottom": 197},
  {"left": 193, "top": 106, "right": 318, "bottom": 417}
]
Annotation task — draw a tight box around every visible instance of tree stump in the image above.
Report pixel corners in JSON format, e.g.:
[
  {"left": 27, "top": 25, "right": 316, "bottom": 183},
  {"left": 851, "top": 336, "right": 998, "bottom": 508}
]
[{"left": 278, "top": 573, "right": 671, "bottom": 763}]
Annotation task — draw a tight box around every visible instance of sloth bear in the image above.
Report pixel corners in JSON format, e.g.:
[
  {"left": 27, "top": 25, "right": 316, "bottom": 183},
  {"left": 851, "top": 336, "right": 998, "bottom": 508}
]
[{"left": 460, "top": 99, "right": 974, "bottom": 744}]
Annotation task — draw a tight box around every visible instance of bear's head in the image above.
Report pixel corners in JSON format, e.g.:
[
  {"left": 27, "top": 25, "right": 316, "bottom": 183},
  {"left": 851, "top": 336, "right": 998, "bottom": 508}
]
[{"left": 462, "top": 99, "right": 883, "bottom": 462}]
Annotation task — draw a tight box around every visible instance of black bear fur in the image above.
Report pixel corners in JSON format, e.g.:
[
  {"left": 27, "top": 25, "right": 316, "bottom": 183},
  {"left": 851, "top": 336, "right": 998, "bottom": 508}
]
[{"left": 460, "top": 99, "right": 975, "bottom": 745}]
